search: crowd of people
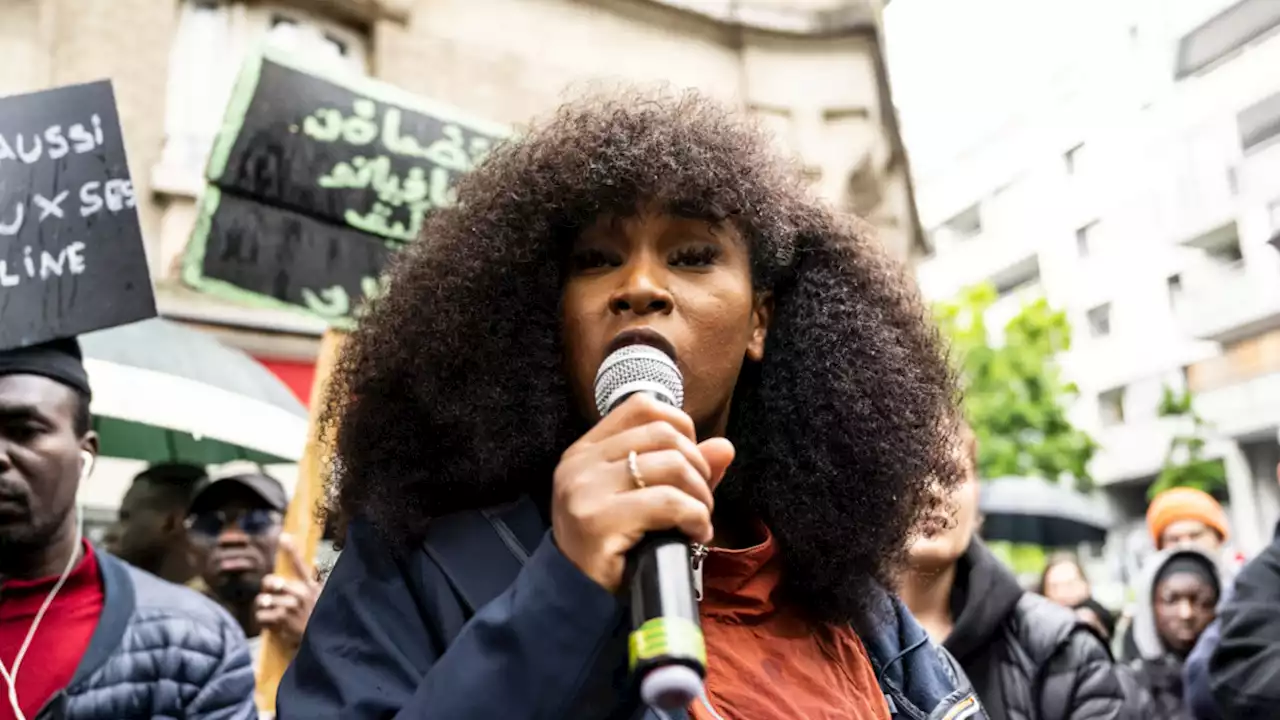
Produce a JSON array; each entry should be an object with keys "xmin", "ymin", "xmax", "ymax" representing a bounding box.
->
[
  {"xmin": 3, "ymin": 88, "xmax": 1280, "ymax": 719},
  {"xmin": 0, "ymin": 339, "xmax": 320, "ymax": 719}
]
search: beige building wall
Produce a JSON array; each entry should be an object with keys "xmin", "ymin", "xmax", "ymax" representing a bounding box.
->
[
  {"xmin": 0, "ymin": 0, "xmax": 922, "ymax": 352},
  {"xmin": 1, "ymin": 0, "xmax": 178, "ymax": 273}
]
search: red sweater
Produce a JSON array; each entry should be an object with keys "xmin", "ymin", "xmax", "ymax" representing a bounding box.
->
[{"xmin": 0, "ymin": 542, "xmax": 104, "ymax": 720}]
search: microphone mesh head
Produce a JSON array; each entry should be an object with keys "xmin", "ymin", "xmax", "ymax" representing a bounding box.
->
[{"xmin": 594, "ymin": 344, "xmax": 684, "ymax": 417}]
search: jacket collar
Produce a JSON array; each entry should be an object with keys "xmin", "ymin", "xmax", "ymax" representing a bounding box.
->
[
  {"xmin": 860, "ymin": 586, "xmax": 982, "ymax": 719},
  {"xmin": 31, "ymin": 547, "xmax": 136, "ymax": 720},
  {"xmin": 463, "ymin": 497, "xmax": 982, "ymax": 720},
  {"xmin": 70, "ymin": 547, "xmax": 134, "ymax": 684}
]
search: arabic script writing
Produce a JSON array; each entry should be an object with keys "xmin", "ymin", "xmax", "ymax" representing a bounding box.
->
[
  {"xmin": 296, "ymin": 98, "xmax": 496, "ymax": 242},
  {"xmin": 300, "ymin": 275, "xmax": 389, "ymax": 319}
]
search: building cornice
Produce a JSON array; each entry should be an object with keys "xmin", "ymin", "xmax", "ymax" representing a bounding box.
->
[
  {"xmin": 639, "ymin": 0, "xmax": 878, "ymax": 37},
  {"xmin": 270, "ymin": 0, "xmax": 411, "ymax": 26}
]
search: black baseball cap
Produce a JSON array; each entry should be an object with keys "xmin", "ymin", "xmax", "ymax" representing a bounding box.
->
[{"xmin": 188, "ymin": 471, "xmax": 288, "ymax": 515}]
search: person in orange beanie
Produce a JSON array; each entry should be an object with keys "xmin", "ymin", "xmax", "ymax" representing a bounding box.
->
[
  {"xmin": 1146, "ymin": 487, "xmax": 1231, "ymax": 554},
  {"xmin": 1117, "ymin": 487, "xmax": 1241, "ymax": 663}
]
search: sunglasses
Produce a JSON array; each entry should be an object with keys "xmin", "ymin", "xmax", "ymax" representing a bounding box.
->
[{"xmin": 185, "ymin": 509, "xmax": 282, "ymax": 540}]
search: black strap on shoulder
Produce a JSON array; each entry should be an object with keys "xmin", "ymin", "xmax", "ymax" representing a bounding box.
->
[{"xmin": 422, "ymin": 496, "xmax": 543, "ymax": 614}]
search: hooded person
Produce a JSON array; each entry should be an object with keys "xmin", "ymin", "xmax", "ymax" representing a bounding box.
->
[
  {"xmin": 902, "ymin": 424, "xmax": 1150, "ymax": 720},
  {"xmin": 1127, "ymin": 547, "xmax": 1222, "ymax": 719}
]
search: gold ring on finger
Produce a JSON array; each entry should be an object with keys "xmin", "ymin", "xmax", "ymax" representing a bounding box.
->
[{"xmin": 628, "ymin": 450, "xmax": 645, "ymax": 489}]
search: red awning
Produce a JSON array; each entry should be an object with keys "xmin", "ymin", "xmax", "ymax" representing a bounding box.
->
[{"xmin": 258, "ymin": 358, "xmax": 316, "ymax": 408}]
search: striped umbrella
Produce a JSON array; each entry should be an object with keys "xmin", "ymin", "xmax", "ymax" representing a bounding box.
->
[{"xmin": 79, "ymin": 318, "xmax": 308, "ymax": 464}]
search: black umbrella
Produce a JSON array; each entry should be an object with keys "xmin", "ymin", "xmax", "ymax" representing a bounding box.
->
[{"xmin": 979, "ymin": 475, "xmax": 1114, "ymax": 548}]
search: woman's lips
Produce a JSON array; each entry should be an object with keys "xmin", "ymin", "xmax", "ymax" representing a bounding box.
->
[{"xmin": 606, "ymin": 327, "xmax": 678, "ymax": 363}]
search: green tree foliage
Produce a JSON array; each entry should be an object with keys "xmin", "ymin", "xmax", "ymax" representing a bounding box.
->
[
  {"xmin": 1148, "ymin": 385, "xmax": 1227, "ymax": 499},
  {"xmin": 935, "ymin": 282, "xmax": 1098, "ymax": 489}
]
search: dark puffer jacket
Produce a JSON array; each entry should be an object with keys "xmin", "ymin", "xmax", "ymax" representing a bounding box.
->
[
  {"xmin": 34, "ymin": 548, "xmax": 257, "ymax": 720},
  {"xmin": 945, "ymin": 541, "xmax": 1151, "ymax": 720}
]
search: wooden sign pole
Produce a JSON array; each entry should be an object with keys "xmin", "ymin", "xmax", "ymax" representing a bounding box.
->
[{"xmin": 255, "ymin": 329, "xmax": 346, "ymax": 715}]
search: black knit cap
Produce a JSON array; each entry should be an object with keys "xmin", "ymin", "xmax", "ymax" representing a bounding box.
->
[
  {"xmin": 0, "ymin": 337, "xmax": 92, "ymax": 398},
  {"xmin": 1156, "ymin": 554, "xmax": 1219, "ymax": 595}
]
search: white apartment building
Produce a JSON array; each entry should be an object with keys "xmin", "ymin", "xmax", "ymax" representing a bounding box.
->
[{"xmin": 885, "ymin": 0, "xmax": 1280, "ymax": 564}]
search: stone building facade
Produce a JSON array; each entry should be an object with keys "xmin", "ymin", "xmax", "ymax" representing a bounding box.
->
[{"xmin": 1, "ymin": 0, "xmax": 921, "ymax": 398}]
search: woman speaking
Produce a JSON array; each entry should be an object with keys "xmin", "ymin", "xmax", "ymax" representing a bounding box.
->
[{"xmin": 277, "ymin": 90, "xmax": 979, "ymax": 720}]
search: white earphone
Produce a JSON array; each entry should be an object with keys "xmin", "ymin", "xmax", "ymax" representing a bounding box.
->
[
  {"xmin": 0, "ymin": 450, "xmax": 93, "ymax": 720},
  {"xmin": 79, "ymin": 450, "xmax": 95, "ymax": 484}
]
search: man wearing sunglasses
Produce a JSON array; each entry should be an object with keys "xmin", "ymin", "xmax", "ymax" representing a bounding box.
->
[{"xmin": 187, "ymin": 471, "xmax": 320, "ymax": 667}]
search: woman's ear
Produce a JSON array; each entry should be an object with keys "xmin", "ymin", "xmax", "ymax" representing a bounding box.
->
[{"xmin": 747, "ymin": 291, "xmax": 773, "ymax": 362}]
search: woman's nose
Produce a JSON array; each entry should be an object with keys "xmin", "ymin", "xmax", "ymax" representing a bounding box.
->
[{"xmin": 609, "ymin": 260, "xmax": 673, "ymax": 316}]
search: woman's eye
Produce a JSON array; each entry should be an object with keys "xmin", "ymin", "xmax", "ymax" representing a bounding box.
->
[
  {"xmin": 569, "ymin": 248, "xmax": 619, "ymax": 271},
  {"xmin": 669, "ymin": 245, "xmax": 721, "ymax": 267}
]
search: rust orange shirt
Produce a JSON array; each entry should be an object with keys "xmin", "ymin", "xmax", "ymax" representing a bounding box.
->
[{"xmin": 689, "ymin": 526, "xmax": 891, "ymax": 720}]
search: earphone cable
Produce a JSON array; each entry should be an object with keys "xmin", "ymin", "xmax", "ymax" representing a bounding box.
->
[{"xmin": 0, "ymin": 454, "xmax": 92, "ymax": 720}]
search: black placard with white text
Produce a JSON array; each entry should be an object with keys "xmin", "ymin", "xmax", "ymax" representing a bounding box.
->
[{"xmin": 0, "ymin": 81, "xmax": 156, "ymax": 350}]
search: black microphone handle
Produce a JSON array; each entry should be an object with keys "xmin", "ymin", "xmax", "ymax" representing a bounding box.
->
[{"xmin": 627, "ymin": 529, "xmax": 707, "ymax": 710}]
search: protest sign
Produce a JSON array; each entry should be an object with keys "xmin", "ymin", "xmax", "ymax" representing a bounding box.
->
[
  {"xmin": 183, "ymin": 48, "xmax": 508, "ymax": 326},
  {"xmin": 0, "ymin": 81, "xmax": 156, "ymax": 350}
]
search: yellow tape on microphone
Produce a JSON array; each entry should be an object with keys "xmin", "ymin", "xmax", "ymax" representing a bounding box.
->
[{"xmin": 628, "ymin": 616, "xmax": 707, "ymax": 672}]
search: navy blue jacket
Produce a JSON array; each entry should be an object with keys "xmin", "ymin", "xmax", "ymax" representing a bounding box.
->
[
  {"xmin": 37, "ymin": 548, "xmax": 256, "ymax": 720},
  {"xmin": 278, "ymin": 497, "xmax": 984, "ymax": 720},
  {"xmin": 1208, "ymin": 522, "xmax": 1280, "ymax": 718}
]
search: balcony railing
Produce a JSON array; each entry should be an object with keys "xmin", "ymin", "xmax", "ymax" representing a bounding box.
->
[{"xmin": 1174, "ymin": 259, "xmax": 1280, "ymax": 342}]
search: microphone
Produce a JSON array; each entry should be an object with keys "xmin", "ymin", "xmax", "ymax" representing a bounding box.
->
[{"xmin": 594, "ymin": 343, "xmax": 706, "ymax": 712}]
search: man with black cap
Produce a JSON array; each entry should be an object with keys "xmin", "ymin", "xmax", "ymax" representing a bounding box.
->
[
  {"xmin": 104, "ymin": 462, "xmax": 208, "ymax": 584},
  {"xmin": 0, "ymin": 339, "xmax": 255, "ymax": 720},
  {"xmin": 187, "ymin": 469, "xmax": 319, "ymax": 667}
]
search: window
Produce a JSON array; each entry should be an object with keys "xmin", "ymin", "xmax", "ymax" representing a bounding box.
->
[
  {"xmin": 750, "ymin": 105, "xmax": 797, "ymax": 159},
  {"xmin": 1087, "ymin": 304, "xmax": 1111, "ymax": 338},
  {"xmin": 1064, "ymin": 143, "xmax": 1085, "ymax": 174},
  {"xmin": 265, "ymin": 12, "xmax": 357, "ymax": 68},
  {"xmin": 1238, "ymin": 90, "xmax": 1280, "ymax": 154},
  {"xmin": 1167, "ymin": 274, "xmax": 1183, "ymax": 306},
  {"xmin": 992, "ymin": 256, "xmax": 1041, "ymax": 299},
  {"xmin": 1076, "ymin": 221, "xmax": 1097, "ymax": 257},
  {"xmin": 156, "ymin": 1, "xmax": 369, "ymax": 193},
  {"xmin": 1207, "ymin": 239, "xmax": 1243, "ymax": 265},
  {"xmin": 1099, "ymin": 387, "xmax": 1126, "ymax": 427},
  {"xmin": 1175, "ymin": 0, "xmax": 1280, "ymax": 78},
  {"xmin": 930, "ymin": 203, "xmax": 983, "ymax": 250}
]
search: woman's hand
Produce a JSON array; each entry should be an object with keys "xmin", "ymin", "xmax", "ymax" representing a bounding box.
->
[{"xmin": 551, "ymin": 393, "xmax": 734, "ymax": 593}]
